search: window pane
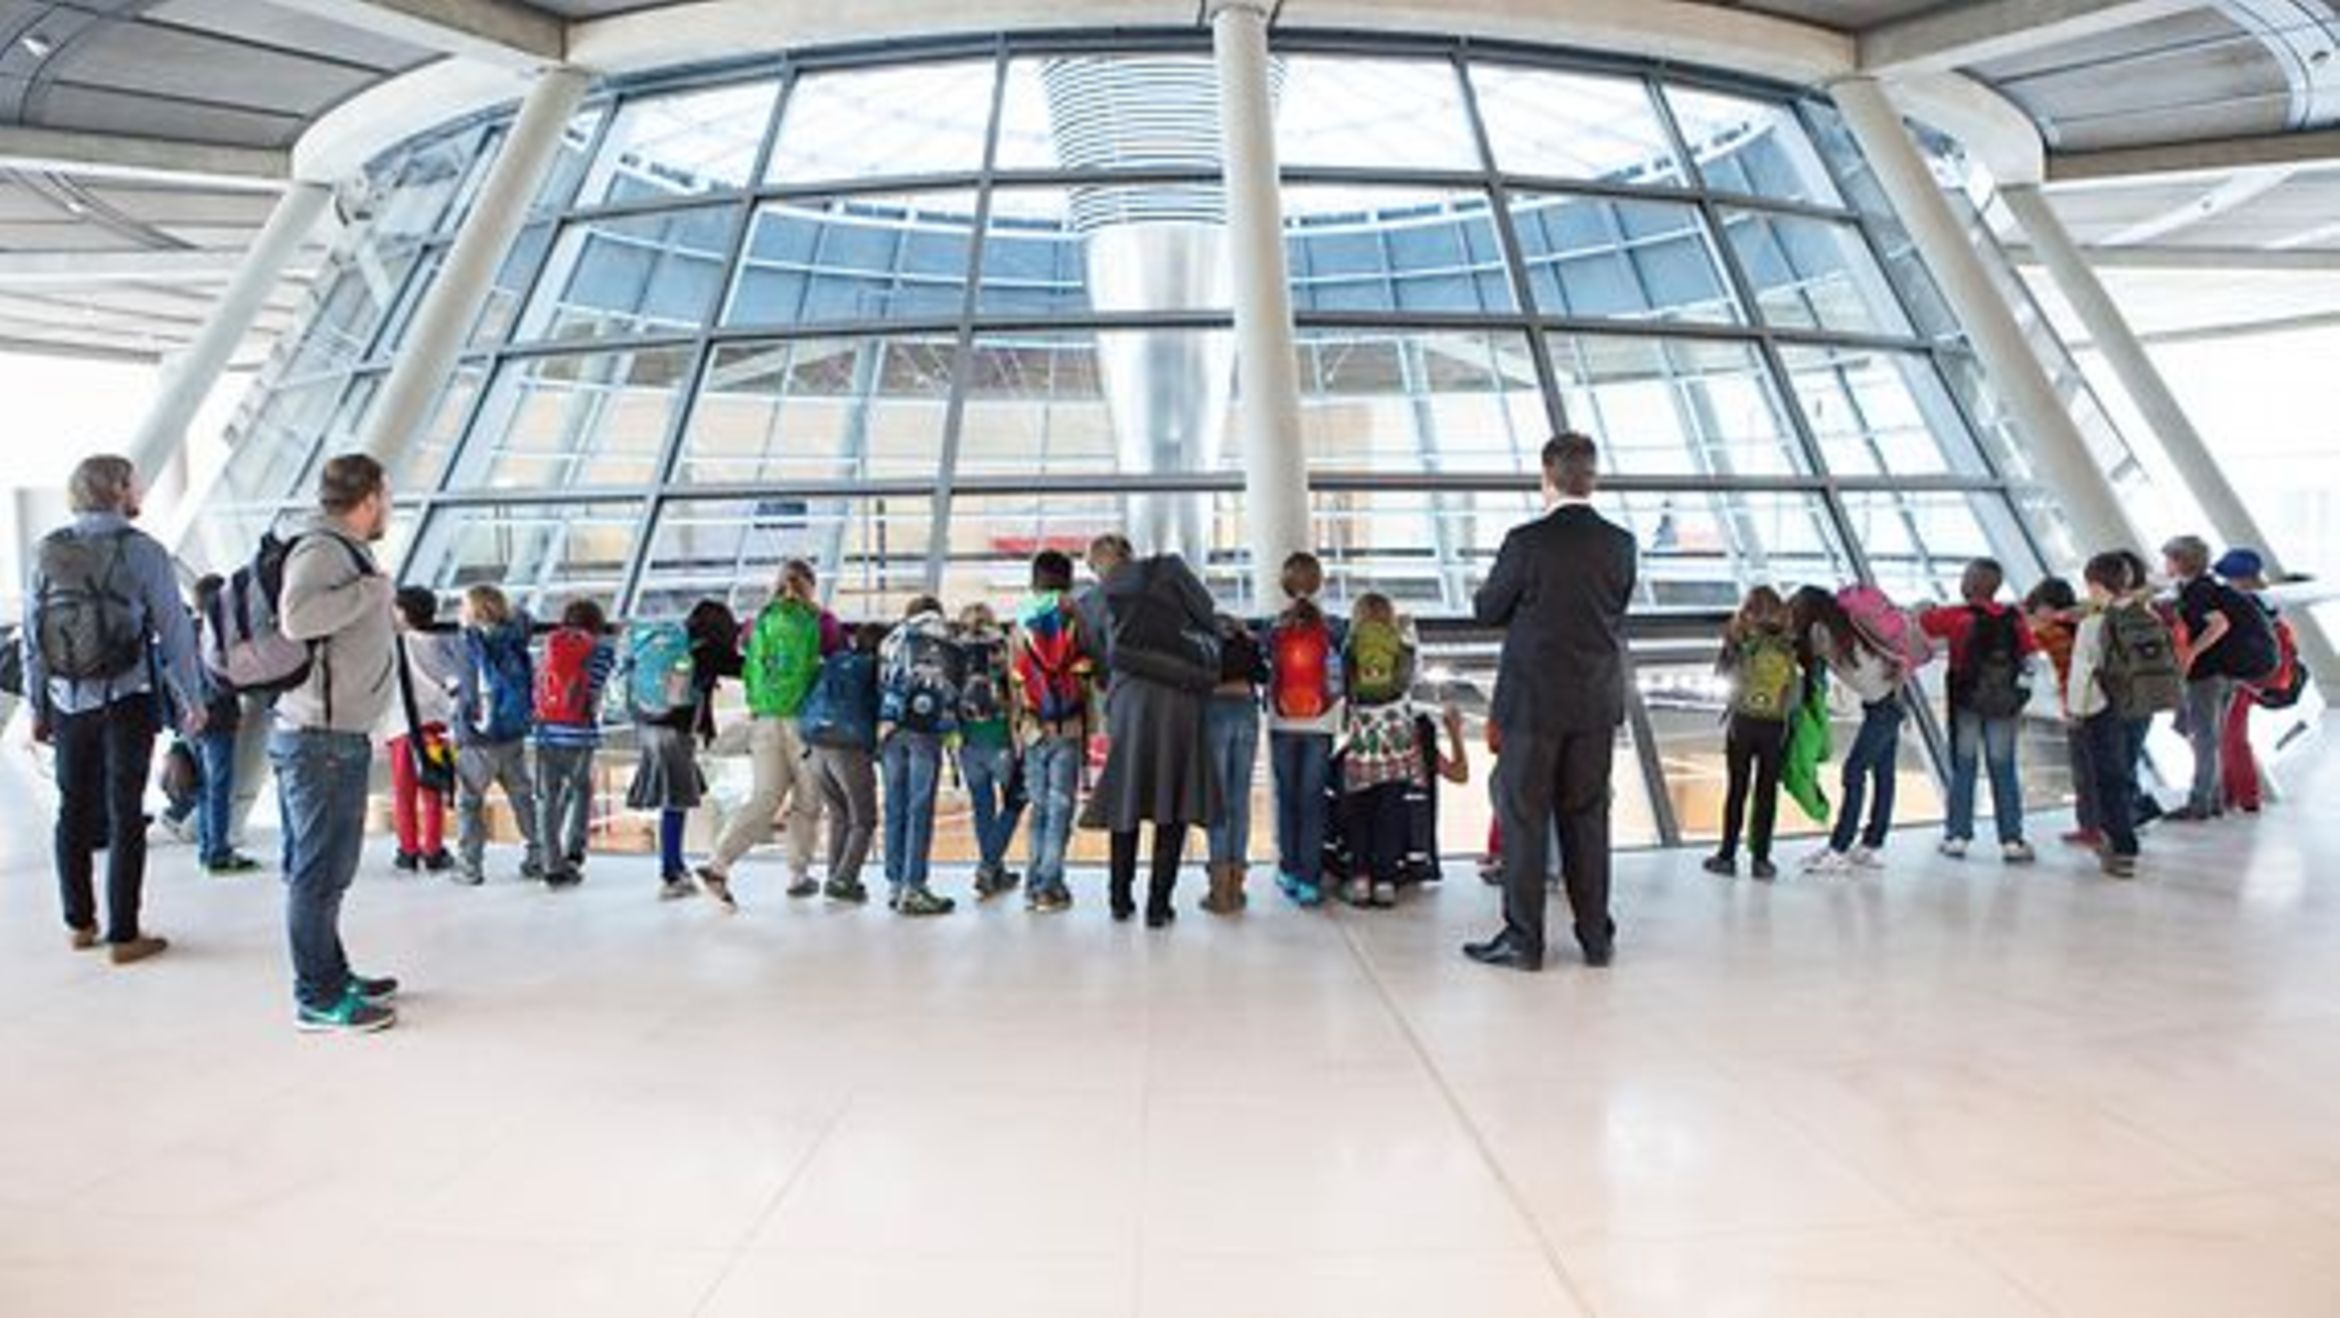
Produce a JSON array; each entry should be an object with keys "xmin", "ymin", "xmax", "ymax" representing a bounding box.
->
[
  {"xmin": 936, "ymin": 490, "xmax": 1123, "ymax": 609},
  {"xmin": 1718, "ymin": 210, "xmax": 1910, "ymax": 336},
  {"xmin": 634, "ymin": 495, "xmax": 932, "ymax": 622},
  {"xmin": 517, "ymin": 206, "xmax": 734, "ymax": 342},
  {"xmin": 448, "ymin": 347, "xmax": 693, "ymax": 491},
  {"xmin": 767, "ymin": 61, "xmax": 997, "ymax": 184},
  {"xmin": 1603, "ymin": 490, "xmax": 1854, "ymax": 612},
  {"xmin": 285, "ymin": 245, "xmax": 427, "ymax": 378},
  {"xmin": 1294, "ymin": 328, "xmax": 1547, "ymax": 474},
  {"xmin": 1311, "ymin": 487, "xmax": 1540, "ymax": 614},
  {"xmin": 1285, "ymin": 186, "xmax": 1513, "ymax": 314},
  {"xmin": 1779, "ymin": 344, "xmax": 1983, "ymax": 477},
  {"xmin": 579, "ymin": 81, "xmax": 779, "ymax": 206},
  {"xmin": 1664, "ymin": 86, "xmax": 1843, "ymax": 207},
  {"xmin": 373, "ymin": 121, "xmax": 500, "ymax": 245},
  {"xmin": 530, "ymin": 104, "xmax": 609, "ymax": 215},
  {"xmin": 467, "ymin": 223, "xmax": 554, "ymax": 347},
  {"xmin": 957, "ymin": 331, "xmax": 1121, "ymax": 478},
  {"xmin": 1509, "ymin": 193, "xmax": 1739, "ymax": 324},
  {"xmin": 217, "ymin": 375, "xmax": 346, "ymax": 506},
  {"xmin": 406, "ymin": 500, "xmax": 644, "ymax": 617},
  {"xmin": 389, "ymin": 366, "xmax": 486, "ymax": 494},
  {"xmin": 1549, "ymin": 334, "xmax": 1808, "ymax": 477},
  {"xmin": 1836, "ymin": 490, "xmax": 2030, "ymax": 603},
  {"xmin": 1276, "ymin": 57, "xmax": 1478, "ymax": 170},
  {"xmin": 676, "ymin": 335, "xmax": 956, "ymax": 485},
  {"xmin": 725, "ymin": 192, "xmax": 977, "ymax": 328},
  {"xmin": 975, "ymin": 187, "xmax": 1099, "ymax": 318},
  {"xmin": 1468, "ymin": 64, "xmax": 1684, "ymax": 186}
]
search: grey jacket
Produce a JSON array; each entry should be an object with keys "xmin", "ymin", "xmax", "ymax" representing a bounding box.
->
[{"xmin": 274, "ymin": 518, "xmax": 397, "ymax": 735}]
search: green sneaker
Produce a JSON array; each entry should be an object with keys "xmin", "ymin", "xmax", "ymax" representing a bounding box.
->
[
  {"xmin": 297, "ymin": 988, "xmax": 396, "ymax": 1034},
  {"xmin": 896, "ymin": 887, "xmax": 955, "ymax": 917}
]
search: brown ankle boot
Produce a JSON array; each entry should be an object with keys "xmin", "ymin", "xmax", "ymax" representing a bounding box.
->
[
  {"xmin": 1198, "ymin": 863, "xmax": 1237, "ymax": 915},
  {"xmin": 1226, "ymin": 863, "xmax": 1248, "ymax": 911}
]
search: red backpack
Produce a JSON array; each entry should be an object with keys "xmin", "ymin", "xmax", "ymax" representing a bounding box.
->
[
  {"xmin": 1014, "ymin": 601, "xmax": 1087, "ymax": 726},
  {"xmin": 535, "ymin": 627, "xmax": 597, "ymax": 727},
  {"xmin": 1270, "ymin": 614, "xmax": 1335, "ymax": 719}
]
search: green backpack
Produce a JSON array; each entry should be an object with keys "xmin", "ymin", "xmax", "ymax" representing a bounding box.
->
[
  {"xmin": 1731, "ymin": 633, "xmax": 1799, "ymax": 722},
  {"xmin": 1348, "ymin": 618, "xmax": 1411, "ymax": 706},
  {"xmin": 744, "ymin": 597, "xmax": 823, "ymax": 718}
]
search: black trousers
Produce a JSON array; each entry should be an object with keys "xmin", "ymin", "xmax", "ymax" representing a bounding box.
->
[
  {"xmin": 1496, "ymin": 725, "xmax": 1614, "ymax": 958},
  {"xmin": 1109, "ymin": 824, "xmax": 1186, "ymax": 918},
  {"xmin": 1342, "ymin": 782, "xmax": 1412, "ymax": 882},
  {"xmin": 1717, "ymin": 715, "xmax": 1788, "ymax": 863},
  {"xmin": 53, "ymin": 696, "xmax": 160, "ymax": 943}
]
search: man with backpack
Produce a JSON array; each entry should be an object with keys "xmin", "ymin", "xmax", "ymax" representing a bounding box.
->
[
  {"xmin": 698, "ymin": 559, "xmax": 839, "ymax": 909},
  {"xmin": 1013, "ymin": 550, "xmax": 1090, "ymax": 913},
  {"xmin": 1920, "ymin": 558, "xmax": 2040, "ymax": 864},
  {"xmin": 271, "ymin": 454, "xmax": 402, "ymax": 1032},
  {"xmin": 23, "ymin": 455, "xmax": 206, "ymax": 965},
  {"xmin": 2163, "ymin": 535, "xmax": 2280, "ymax": 822}
]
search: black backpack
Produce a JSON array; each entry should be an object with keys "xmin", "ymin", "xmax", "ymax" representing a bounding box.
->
[
  {"xmin": 2213, "ymin": 584, "xmax": 2279, "ymax": 682},
  {"xmin": 34, "ymin": 527, "xmax": 146, "ymax": 684},
  {"xmin": 1107, "ymin": 557, "xmax": 1220, "ymax": 694},
  {"xmin": 1952, "ymin": 606, "xmax": 2030, "ymax": 719}
]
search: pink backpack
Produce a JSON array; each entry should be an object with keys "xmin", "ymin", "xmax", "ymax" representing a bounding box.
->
[{"xmin": 1837, "ymin": 584, "xmax": 1935, "ymax": 678}]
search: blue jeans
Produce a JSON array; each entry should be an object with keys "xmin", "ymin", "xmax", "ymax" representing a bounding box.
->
[
  {"xmin": 1946, "ymin": 709, "xmax": 2025, "ymax": 845},
  {"xmin": 194, "ymin": 728, "xmax": 239, "ymax": 866},
  {"xmin": 882, "ymin": 731, "xmax": 942, "ymax": 895},
  {"xmin": 1270, "ymin": 731, "xmax": 1332, "ymax": 884},
  {"xmin": 2181, "ymin": 676, "xmax": 2232, "ymax": 813},
  {"xmin": 1829, "ymin": 698, "xmax": 1903, "ymax": 853},
  {"xmin": 1206, "ymin": 698, "xmax": 1260, "ymax": 866},
  {"xmin": 958, "ymin": 741, "xmax": 1022, "ymax": 875},
  {"xmin": 1023, "ymin": 735, "xmax": 1081, "ymax": 895},
  {"xmin": 269, "ymin": 728, "xmax": 373, "ymax": 1011},
  {"xmin": 2083, "ymin": 711, "xmax": 2139, "ymax": 858}
]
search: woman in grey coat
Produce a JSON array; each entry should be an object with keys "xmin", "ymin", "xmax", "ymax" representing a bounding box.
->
[{"xmin": 1087, "ymin": 534, "xmax": 1222, "ymax": 928}]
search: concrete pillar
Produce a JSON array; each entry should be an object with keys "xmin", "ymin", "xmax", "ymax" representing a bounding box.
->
[
  {"xmin": 359, "ymin": 66, "xmax": 590, "ymax": 468},
  {"xmin": 127, "ymin": 181, "xmax": 331, "ymax": 508},
  {"xmin": 1831, "ymin": 77, "xmax": 2141, "ymax": 563},
  {"xmin": 1210, "ymin": 0, "xmax": 1311, "ymax": 607},
  {"xmin": 2001, "ymin": 182, "xmax": 2340, "ymax": 697}
]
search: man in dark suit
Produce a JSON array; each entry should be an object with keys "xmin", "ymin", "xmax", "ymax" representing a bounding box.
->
[{"xmin": 1465, "ymin": 433, "xmax": 1638, "ymax": 972}]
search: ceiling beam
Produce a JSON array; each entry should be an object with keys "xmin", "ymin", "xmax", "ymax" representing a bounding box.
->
[
  {"xmin": 2095, "ymin": 168, "xmax": 2295, "ymax": 245},
  {"xmin": 2005, "ymin": 243, "xmax": 2340, "ymax": 272},
  {"xmin": 255, "ymin": 0, "xmax": 564, "ymax": 69},
  {"xmin": 2048, "ymin": 126, "xmax": 2340, "ymax": 183},
  {"xmin": 0, "ymin": 250, "xmax": 275, "ymax": 288},
  {"xmin": 0, "ymin": 126, "xmax": 287, "ymax": 189},
  {"xmin": 1859, "ymin": 0, "xmax": 2199, "ymax": 76}
]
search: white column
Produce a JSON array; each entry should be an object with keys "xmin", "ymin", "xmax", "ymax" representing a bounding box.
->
[
  {"xmin": 2002, "ymin": 181, "xmax": 2340, "ymax": 695},
  {"xmin": 1831, "ymin": 77, "xmax": 2140, "ymax": 563},
  {"xmin": 359, "ymin": 66, "xmax": 589, "ymax": 467},
  {"xmin": 1211, "ymin": 0, "xmax": 1310, "ymax": 607},
  {"xmin": 126, "ymin": 181, "xmax": 331, "ymax": 495}
]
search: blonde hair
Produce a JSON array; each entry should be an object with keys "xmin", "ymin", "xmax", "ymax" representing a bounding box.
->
[
  {"xmin": 462, "ymin": 583, "xmax": 512, "ymax": 628},
  {"xmin": 959, "ymin": 601, "xmax": 998, "ymax": 632},
  {"xmin": 1725, "ymin": 585, "xmax": 1789, "ymax": 644},
  {"xmin": 67, "ymin": 455, "xmax": 136, "ymax": 514}
]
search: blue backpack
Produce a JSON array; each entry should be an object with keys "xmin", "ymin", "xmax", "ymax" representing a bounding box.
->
[
  {"xmin": 625, "ymin": 621, "xmax": 696, "ymax": 722},
  {"xmin": 799, "ymin": 650, "xmax": 879, "ymax": 751},
  {"xmin": 469, "ymin": 621, "xmax": 535, "ymax": 742}
]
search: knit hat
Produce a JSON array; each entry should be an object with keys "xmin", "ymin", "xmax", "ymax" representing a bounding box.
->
[{"xmin": 2214, "ymin": 548, "xmax": 2264, "ymax": 580}]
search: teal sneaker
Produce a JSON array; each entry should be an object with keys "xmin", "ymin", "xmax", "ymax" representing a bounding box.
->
[{"xmin": 297, "ymin": 989, "xmax": 396, "ymax": 1034}]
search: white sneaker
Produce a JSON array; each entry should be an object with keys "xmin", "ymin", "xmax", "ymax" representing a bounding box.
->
[
  {"xmin": 1848, "ymin": 846, "xmax": 1885, "ymax": 870},
  {"xmin": 157, "ymin": 814, "xmax": 197, "ymax": 845},
  {"xmin": 1938, "ymin": 838, "xmax": 1969, "ymax": 860},
  {"xmin": 1804, "ymin": 848, "xmax": 1853, "ymax": 874},
  {"xmin": 2001, "ymin": 839, "xmax": 2037, "ymax": 864}
]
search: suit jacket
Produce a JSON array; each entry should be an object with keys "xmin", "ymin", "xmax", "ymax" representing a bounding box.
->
[{"xmin": 1474, "ymin": 502, "xmax": 1638, "ymax": 733}]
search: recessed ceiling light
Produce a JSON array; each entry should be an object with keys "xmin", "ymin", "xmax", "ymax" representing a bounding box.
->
[{"xmin": 20, "ymin": 33, "xmax": 55, "ymax": 58}]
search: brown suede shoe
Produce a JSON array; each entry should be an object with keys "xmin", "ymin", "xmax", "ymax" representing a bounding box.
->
[
  {"xmin": 108, "ymin": 936, "xmax": 169, "ymax": 966},
  {"xmin": 69, "ymin": 926, "xmax": 100, "ymax": 951}
]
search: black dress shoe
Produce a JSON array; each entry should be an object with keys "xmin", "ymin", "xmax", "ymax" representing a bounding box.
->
[
  {"xmin": 1581, "ymin": 944, "xmax": 1614, "ymax": 969},
  {"xmin": 1463, "ymin": 933, "xmax": 1542, "ymax": 972},
  {"xmin": 1144, "ymin": 907, "xmax": 1175, "ymax": 929}
]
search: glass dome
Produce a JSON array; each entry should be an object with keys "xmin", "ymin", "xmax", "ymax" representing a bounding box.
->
[{"xmin": 189, "ymin": 31, "xmax": 2090, "ymax": 848}]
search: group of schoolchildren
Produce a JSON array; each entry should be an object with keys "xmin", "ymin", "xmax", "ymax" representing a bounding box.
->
[
  {"xmin": 359, "ymin": 543, "xmax": 1471, "ymax": 918},
  {"xmin": 1700, "ymin": 538, "xmax": 2304, "ymax": 883}
]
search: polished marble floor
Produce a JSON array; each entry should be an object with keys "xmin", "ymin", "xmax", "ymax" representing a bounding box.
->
[{"xmin": 2, "ymin": 737, "xmax": 2337, "ymax": 1318}]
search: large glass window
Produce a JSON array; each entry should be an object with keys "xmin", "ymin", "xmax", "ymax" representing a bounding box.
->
[{"xmin": 201, "ymin": 34, "xmax": 2094, "ymax": 856}]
